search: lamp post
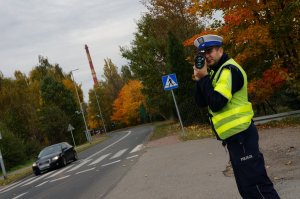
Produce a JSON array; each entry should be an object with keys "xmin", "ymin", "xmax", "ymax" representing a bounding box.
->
[
  {"xmin": 93, "ymin": 88, "xmax": 107, "ymax": 134},
  {"xmin": 70, "ymin": 69, "xmax": 92, "ymax": 143}
]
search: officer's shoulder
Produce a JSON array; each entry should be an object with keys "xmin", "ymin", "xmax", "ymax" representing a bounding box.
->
[
  {"xmin": 223, "ymin": 64, "xmax": 239, "ymax": 72},
  {"xmin": 222, "ymin": 64, "xmax": 243, "ymax": 81}
]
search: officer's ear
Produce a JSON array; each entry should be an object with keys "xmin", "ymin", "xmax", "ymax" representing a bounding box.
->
[
  {"xmin": 215, "ymin": 46, "xmax": 223, "ymax": 56},
  {"xmin": 218, "ymin": 47, "xmax": 223, "ymax": 54}
]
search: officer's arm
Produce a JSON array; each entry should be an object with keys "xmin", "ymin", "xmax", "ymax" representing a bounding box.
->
[
  {"xmin": 198, "ymin": 74, "xmax": 229, "ymax": 112},
  {"xmin": 195, "ymin": 81, "xmax": 208, "ymax": 107}
]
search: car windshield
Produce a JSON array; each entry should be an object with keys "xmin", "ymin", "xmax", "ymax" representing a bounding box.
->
[{"xmin": 38, "ymin": 144, "xmax": 62, "ymax": 158}]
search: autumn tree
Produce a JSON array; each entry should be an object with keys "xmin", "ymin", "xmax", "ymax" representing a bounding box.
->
[
  {"xmin": 87, "ymin": 84, "xmax": 107, "ymax": 130},
  {"xmin": 185, "ymin": 0, "xmax": 299, "ymax": 112},
  {"xmin": 111, "ymin": 80, "xmax": 145, "ymax": 125}
]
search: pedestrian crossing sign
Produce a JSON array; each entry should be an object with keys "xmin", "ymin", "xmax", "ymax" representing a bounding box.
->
[{"xmin": 162, "ymin": 73, "xmax": 178, "ymax": 90}]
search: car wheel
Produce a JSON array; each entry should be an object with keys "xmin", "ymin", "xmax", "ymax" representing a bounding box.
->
[
  {"xmin": 61, "ymin": 157, "xmax": 67, "ymax": 167},
  {"xmin": 34, "ymin": 169, "xmax": 40, "ymax": 176},
  {"xmin": 73, "ymin": 152, "xmax": 78, "ymax": 161}
]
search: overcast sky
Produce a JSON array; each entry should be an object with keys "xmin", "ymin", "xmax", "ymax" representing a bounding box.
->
[{"xmin": 0, "ymin": 0, "xmax": 147, "ymax": 101}]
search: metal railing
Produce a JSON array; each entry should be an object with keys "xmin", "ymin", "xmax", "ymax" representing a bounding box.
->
[{"xmin": 253, "ymin": 110, "xmax": 300, "ymax": 125}]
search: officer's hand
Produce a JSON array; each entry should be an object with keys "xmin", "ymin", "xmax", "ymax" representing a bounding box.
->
[{"xmin": 193, "ymin": 62, "xmax": 208, "ymax": 81}]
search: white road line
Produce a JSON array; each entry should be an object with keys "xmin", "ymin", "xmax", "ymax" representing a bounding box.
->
[
  {"xmin": 21, "ymin": 171, "xmax": 53, "ymax": 187},
  {"xmin": 0, "ymin": 179, "xmax": 26, "ymax": 192},
  {"xmin": 12, "ymin": 192, "xmax": 28, "ymax": 199},
  {"xmin": 88, "ymin": 154, "xmax": 111, "ymax": 166},
  {"xmin": 110, "ymin": 149, "xmax": 128, "ymax": 159},
  {"xmin": 130, "ymin": 144, "xmax": 143, "ymax": 153},
  {"xmin": 75, "ymin": 167, "xmax": 95, "ymax": 175},
  {"xmin": 0, "ymin": 176, "xmax": 36, "ymax": 193},
  {"xmin": 49, "ymin": 175, "xmax": 70, "ymax": 182},
  {"xmin": 101, "ymin": 160, "xmax": 121, "ymax": 167},
  {"xmin": 85, "ymin": 131, "xmax": 131, "ymax": 160},
  {"xmin": 126, "ymin": 155, "xmax": 139, "ymax": 159},
  {"xmin": 35, "ymin": 180, "xmax": 49, "ymax": 187},
  {"xmin": 67, "ymin": 159, "xmax": 92, "ymax": 172},
  {"xmin": 45, "ymin": 164, "xmax": 75, "ymax": 179}
]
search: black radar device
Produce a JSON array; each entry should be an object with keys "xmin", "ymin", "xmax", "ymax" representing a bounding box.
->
[{"xmin": 194, "ymin": 53, "xmax": 205, "ymax": 69}]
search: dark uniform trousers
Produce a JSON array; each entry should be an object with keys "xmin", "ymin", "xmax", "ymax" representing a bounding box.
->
[{"xmin": 225, "ymin": 123, "xmax": 280, "ymax": 199}]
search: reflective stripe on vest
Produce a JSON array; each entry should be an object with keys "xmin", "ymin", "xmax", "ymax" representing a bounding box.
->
[{"xmin": 208, "ymin": 59, "xmax": 254, "ymax": 140}]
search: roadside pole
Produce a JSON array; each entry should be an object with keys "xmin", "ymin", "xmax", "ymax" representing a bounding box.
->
[
  {"xmin": 0, "ymin": 132, "xmax": 7, "ymax": 179},
  {"xmin": 70, "ymin": 69, "xmax": 92, "ymax": 143},
  {"xmin": 171, "ymin": 90, "xmax": 185, "ymax": 135},
  {"xmin": 162, "ymin": 74, "xmax": 186, "ymax": 136},
  {"xmin": 68, "ymin": 124, "xmax": 76, "ymax": 147}
]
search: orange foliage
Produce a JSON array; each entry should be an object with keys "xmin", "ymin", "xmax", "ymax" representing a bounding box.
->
[
  {"xmin": 111, "ymin": 80, "xmax": 145, "ymax": 125},
  {"xmin": 224, "ymin": 8, "xmax": 254, "ymax": 28},
  {"xmin": 248, "ymin": 62, "xmax": 288, "ymax": 104}
]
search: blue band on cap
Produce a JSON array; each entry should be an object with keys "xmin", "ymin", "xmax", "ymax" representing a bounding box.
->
[{"xmin": 198, "ymin": 41, "xmax": 222, "ymax": 50}]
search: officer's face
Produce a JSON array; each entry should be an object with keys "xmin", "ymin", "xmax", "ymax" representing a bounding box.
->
[{"xmin": 204, "ymin": 47, "xmax": 223, "ymax": 67}]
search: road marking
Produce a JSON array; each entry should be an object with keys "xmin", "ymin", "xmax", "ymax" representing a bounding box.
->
[
  {"xmin": 0, "ymin": 178, "xmax": 27, "ymax": 192},
  {"xmin": 67, "ymin": 159, "xmax": 92, "ymax": 172},
  {"xmin": 130, "ymin": 144, "xmax": 143, "ymax": 153},
  {"xmin": 110, "ymin": 149, "xmax": 128, "ymax": 159},
  {"xmin": 85, "ymin": 131, "xmax": 131, "ymax": 160},
  {"xmin": 126, "ymin": 155, "xmax": 139, "ymax": 159},
  {"xmin": 49, "ymin": 175, "xmax": 70, "ymax": 182},
  {"xmin": 21, "ymin": 171, "xmax": 53, "ymax": 187},
  {"xmin": 12, "ymin": 192, "xmax": 28, "ymax": 199},
  {"xmin": 45, "ymin": 164, "xmax": 75, "ymax": 179},
  {"xmin": 101, "ymin": 160, "xmax": 121, "ymax": 167},
  {"xmin": 0, "ymin": 177, "xmax": 36, "ymax": 193},
  {"xmin": 88, "ymin": 153, "xmax": 111, "ymax": 166},
  {"xmin": 35, "ymin": 180, "xmax": 49, "ymax": 187},
  {"xmin": 75, "ymin": 167, "xmax": 95, "ymax": 175}
]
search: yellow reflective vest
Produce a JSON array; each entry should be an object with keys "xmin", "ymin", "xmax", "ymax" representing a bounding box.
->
[{"xmin": 208, "ymin": 58, "xmax": 254, "ymax": 140}]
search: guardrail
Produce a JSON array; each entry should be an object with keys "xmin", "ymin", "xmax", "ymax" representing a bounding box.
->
[{"xmin": 253, "ymin": 110, "xmax": 300, "ymax": 125}]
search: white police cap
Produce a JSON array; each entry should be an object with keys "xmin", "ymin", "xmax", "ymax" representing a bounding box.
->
[{"xmin": 194, "ymin": 34, "xmax": 223, "ymax": 50}]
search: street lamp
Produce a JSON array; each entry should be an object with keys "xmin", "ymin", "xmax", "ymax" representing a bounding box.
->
[
  {"xmin": 93, "ymin": 88, "xmax": 107, "ymax": 134},
  {"xmin": 70, "ymin": 69, "xmax": 92, "ymax": 143}
]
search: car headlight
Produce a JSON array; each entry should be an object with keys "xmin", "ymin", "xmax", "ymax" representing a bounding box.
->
[
  {"xmin": 52, "ymin": 156, "xmax": 59, "ymax": 161},
  {"xmin": 32, "ymin": 162, "xmax": 37, "ymax": 167}
]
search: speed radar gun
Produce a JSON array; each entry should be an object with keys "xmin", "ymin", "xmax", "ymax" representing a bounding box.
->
[{"xmin": 194, "ymin": 52, "xmax": 205, "ymax": 69}]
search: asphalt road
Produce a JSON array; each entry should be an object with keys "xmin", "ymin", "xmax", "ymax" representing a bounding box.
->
[{"xmin": 0, "ymin": 125, "xmax": 153, "ymax": 199}]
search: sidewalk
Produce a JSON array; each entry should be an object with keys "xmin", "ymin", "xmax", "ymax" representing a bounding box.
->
[
  {"xmin": 105, "ymin": 138, "xmax": 239, "ymax": 199},
  {"xmin": 105, "ymin": 127, "xmax": 300, "ymax": 199}
]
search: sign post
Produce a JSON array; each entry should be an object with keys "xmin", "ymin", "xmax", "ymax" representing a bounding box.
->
[
  {"xmin": 0, "ymin": 132, "xmax": 7, "ymax": 179},
  {"xmin": 67, "ymin": 124, "xmax": 76, "ymax": 147},
  {"xmin": 162, "ymin": 74, "xmax": 186, "ymax": 136}
]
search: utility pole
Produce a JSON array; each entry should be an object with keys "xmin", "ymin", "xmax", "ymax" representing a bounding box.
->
[
  {"xmin": 70, "ymin": 69, "xmax": 92, "ymax": 143},
  {"xmin": 0, "ymin": 132, "xmax": 7, "ymax": 179},
  {"xmin": 93, "ymin": 89, "xmax": 107, "ymax": 134}
]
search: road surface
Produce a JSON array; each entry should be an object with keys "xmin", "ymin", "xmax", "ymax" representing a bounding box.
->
[{"xmin": 0, "ymin": 125, "xmax": 153, "ymax": 199}]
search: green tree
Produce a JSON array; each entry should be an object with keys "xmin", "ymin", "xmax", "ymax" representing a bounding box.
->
[
  {"xmin": 121, "ymin": 65, "xmax": 133, "ymax": 83},
  {"xmin": 121, "ymin": 0, "xmax": 203, "ymax": 120}
]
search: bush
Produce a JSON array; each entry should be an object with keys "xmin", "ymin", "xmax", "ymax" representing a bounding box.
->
[{"xmin": 0, "ymin": 128, "xmax": 27, "ymax": 170}]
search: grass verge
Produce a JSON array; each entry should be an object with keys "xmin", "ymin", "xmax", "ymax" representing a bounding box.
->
[
  {"xmin": 152, "ymin": 116, "xmax": 300, "ymax": 142},
  {"xmin": 152, "ymin": 120, "xmax": 214, "ymax": 142},
  {"xmin": 0, "ymin": 135, "xmax": 109, "ymax": 186}
]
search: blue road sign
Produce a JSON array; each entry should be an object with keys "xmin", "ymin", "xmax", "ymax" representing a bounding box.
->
[{"xmin": 162, "ymin": 73, "xmax": 178, "ymax": 91}]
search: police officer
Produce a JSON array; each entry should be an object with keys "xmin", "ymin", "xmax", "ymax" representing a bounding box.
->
[{"xmin": 193, "ymin": 34, "xmax": 280, "ymax": 199}]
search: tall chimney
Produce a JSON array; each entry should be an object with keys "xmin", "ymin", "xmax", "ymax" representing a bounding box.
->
[{"xmin": 85, "ymin": 44, "xmax": 98, "ymax": 86}]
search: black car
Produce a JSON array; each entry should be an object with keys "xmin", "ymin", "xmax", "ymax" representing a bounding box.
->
[{"xmin": 32, "ymin": 142, "xmax": 78, "ymax": 175}]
